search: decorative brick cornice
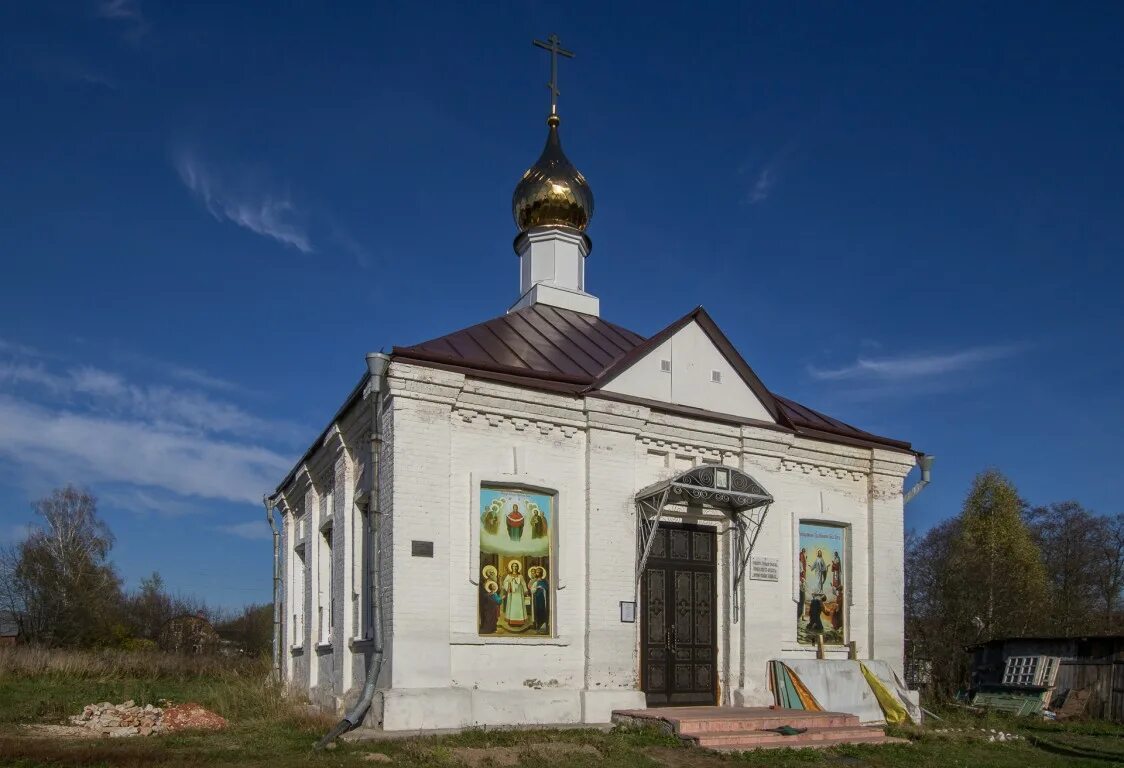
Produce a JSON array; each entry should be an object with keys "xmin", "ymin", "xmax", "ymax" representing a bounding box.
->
[
  {"xmin": 453, "ymin": 407, "xmax": 581, "ymax": 439},
  {"xmin": 780, "ymin": 458, "xmax": 866, "ymax": 482},
  {"xmin": 637, "ymin": 435, "xmax": 737, "ymax": 465}
]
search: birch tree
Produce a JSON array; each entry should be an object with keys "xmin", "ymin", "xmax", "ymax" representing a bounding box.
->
[
  {"xmin": 947, "ymin": 470, "xmax": 1048, "ymax": 641},
  {"xmin": 14, "ymin": 486, "xmax": 122, "ymax": 646}
]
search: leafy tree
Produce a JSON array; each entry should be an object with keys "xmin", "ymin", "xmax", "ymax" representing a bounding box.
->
[
  {"xmin": 947, "ymin": 470, "xmax": 1048, "ymax": 641},
  {"xmin": 215, "ymin": 603, "xmax": 273, "ymax": 656},
  {"xmin": 905, "ymin": 470, "xmax": 1049, "ymax": 697}
]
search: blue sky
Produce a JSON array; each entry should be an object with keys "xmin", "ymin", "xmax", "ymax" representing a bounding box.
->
[{"xmin": 1, "ymin": 2, "xmax": 1121, "ymax": 610}]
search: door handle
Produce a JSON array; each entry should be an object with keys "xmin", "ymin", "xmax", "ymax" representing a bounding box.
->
[{"xmin": 671, "ymin": 625, "xmax": 678, "ymax": 652}]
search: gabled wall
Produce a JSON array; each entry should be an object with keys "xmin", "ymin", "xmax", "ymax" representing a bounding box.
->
[{"xmin": 600, "ymin": 320, "xmax": 775, "ymax": 423}]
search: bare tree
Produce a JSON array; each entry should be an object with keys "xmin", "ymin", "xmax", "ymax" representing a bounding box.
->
[
  {"xmin": 0, "ymin": 543, "xmax": 28, "ymax": 635},
  {"xmin": 1094, "ymin": 514, "xmax": 1124, "ymax": 630},
  {"xmin": 14, "ymin": 486, "xmax": 122, "ymax": 646},
  {"xmin": 1025, "ymin": 501, "xmax": 1106, "ymax": 634},
  {"xmin": 125, "ymin": 572, "xmax": 175, "ymax": 640}
]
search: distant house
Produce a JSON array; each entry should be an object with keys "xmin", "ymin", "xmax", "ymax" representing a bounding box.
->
[
  {"xmin": 0, "ymin": 611, "xmax": 21, "ymax": 646},
  {"xmin": 158, "ymin": 614, "xmax": 220, "ymax": 656},
  {"xmin": 968, "ymin": 636, "xmax": 1124, "ymax": 722}
]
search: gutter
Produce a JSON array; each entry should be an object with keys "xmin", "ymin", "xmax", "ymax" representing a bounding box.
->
[
  {"xmin": 903, "ymin": 454, "xmax": 934, "ymax": 505},
  {"xmin": 315, "ymin": 352, "xmax": 390, "ymax": 749},
  {"xmin": 264, "ymin": 495, "xmax": 282, "ymax": 682}
]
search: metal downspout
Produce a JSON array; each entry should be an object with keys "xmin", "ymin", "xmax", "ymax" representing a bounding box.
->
[
  {"xmin": 903, "ymin": 454, "xmax": 934, "ymax": 505},
  {"xmin": 316, "ymin": 352, "xmax": 390, "ymax": 749},
  {"xmin": 265, "ymin": 495, "xmax": 281, "ymax": 682}
]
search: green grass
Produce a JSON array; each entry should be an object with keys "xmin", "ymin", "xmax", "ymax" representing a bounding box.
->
[{"xmin": 3, "ymin": 655, "xmax": 1123, "ymax": 768}]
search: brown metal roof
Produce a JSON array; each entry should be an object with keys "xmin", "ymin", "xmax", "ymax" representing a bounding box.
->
[
  {"xmin": 393, "ymin": 304, "xmax": 645, "ymax": 385},
  {"xmin": 392, "ymin": 304, "xmax": 913, "ymax": 454}
]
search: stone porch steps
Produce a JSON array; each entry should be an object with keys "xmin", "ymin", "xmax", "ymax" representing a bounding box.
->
[{"xmin": 612, "ymin": 706, "xmax": 909, "ymax": 752}]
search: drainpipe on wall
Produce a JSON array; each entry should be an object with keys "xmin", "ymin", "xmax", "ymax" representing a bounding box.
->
[
  {"xmin": 315, "ymin": 351, "xmax": 390, "ymax": 750},
  {"xmin": 903, "ymin": 454, "xmax": 934, "ymax": 505},
  {"xmin": 264, "ymin": 494, "xmax": 282, "ymax": 682}
]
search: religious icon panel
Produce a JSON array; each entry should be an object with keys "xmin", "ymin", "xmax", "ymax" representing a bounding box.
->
[
  {"xmin": 478, "ymin": 487, "xmax": 552, "ymax": 637},
  {"xmin": 797, "ymin": 522, "xmax": 846, "ymax": 646}
]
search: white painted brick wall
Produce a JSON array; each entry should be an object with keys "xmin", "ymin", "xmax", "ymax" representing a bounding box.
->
[{"xmin": 276, "ymin": 362, "xmax": 911, "ymax": 726}]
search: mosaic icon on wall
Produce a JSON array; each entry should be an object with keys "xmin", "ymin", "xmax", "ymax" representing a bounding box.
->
[
  {"xmin": 797, "ymin": 522, "xmax": 846, "ymax": 646},
  {"xmin": 479, "ymin": 487, "xmax": 552, "ymax": 637}
]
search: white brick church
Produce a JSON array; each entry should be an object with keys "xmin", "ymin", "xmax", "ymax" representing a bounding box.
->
[{"xmin": 266, "ymin": 40, "xmax": 923, "ymax": 732}]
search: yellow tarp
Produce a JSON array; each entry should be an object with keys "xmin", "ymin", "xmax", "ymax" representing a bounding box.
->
[{"xmin": 860, "ymin": 662, "xmax": 911, "ymax": 724}]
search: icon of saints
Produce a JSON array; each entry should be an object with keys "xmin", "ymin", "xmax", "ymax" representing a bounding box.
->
[
  {"xmin": 501, "ymin": 560, "xmax": 529, "ymax": 629},
  {"xmin": 506, "ymin": 504, "xmax": 525, "ymax": 541},
  {"xmin": 479, "ymin": 565, "xmax": 501, "ymax": 634},
  {"xmin": 530, "ymin": 507, "xmax": 547, "ymax": 539},
  {"xmin": 483, "ymin": 503, "xmax": 501, "ymax": 535},
  {"xmin": 529, "ymin": 565, "xmax": 550, "ymax": 633}
]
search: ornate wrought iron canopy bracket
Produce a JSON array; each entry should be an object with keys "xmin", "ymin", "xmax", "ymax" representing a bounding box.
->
[{"xmin": 633, "ymin": 465, "xmax": 773, "ymax": 623}]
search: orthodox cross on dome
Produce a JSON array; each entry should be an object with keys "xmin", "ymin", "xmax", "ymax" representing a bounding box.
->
[{"xmin": 533, "ymin": 34, "xmax": 574, "ymax": 116}]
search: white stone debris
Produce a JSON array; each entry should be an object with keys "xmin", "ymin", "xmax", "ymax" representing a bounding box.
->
[
  {"xmin": 67, "ymin": 701, "xmax": 168, "ymax": 737},
  {"xmin": 930, "ymin": 726, "xmax": 1021, "ymax": 742}
]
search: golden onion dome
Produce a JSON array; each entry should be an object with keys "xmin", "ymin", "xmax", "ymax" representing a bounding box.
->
[{"xmin": 512, "ymin": 115, "xmax": 594, "ymax": 232}]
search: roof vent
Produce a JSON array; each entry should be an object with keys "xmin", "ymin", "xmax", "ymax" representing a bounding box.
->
[
  {"xmin": 660, "ymin": 359, "xmax": 672, "ymax": 373},
  {"xmin": 711, "ymin": 370, "xmax": 722, "ymax": 383}
]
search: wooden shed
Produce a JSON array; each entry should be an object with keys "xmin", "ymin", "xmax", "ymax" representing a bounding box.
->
[
  {"xmin": 0, "ymin": 611, "xmax": 20, "ymax": 647},
  {"xmin": 968, "ymin": 636, "xmax": 1124, "ymax": 722}
]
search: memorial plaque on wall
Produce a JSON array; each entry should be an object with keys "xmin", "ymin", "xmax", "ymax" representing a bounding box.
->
[{"xmin": 749, "ymin": 556, "xmax": 779, "ymax": 581}]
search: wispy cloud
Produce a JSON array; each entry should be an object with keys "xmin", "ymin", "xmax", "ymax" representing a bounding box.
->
[
  {"xmin": 329, "ymin": 224, "xmax": 375, "ymax": 270},
  {"xmin": 0, "ymin": 344, "xmax": 299, "ymax": 505},
  {"xmin": 741, "ymin": 141, "xmax": 797, "ymax": 206},
  {"xmin": 0, "ymin": 396, "xmax": 289, "ymax": 505},
  {"xmin": 215, "ymin": 521, "xmax": 272, "ymax": 541},
  {"xmin": 1, "ymin": 361, "xmax": 291, "ymax": 440},
  {"xmin": 808, "ymin": 344, "xmax": 1025, "ymax": 382},
  {"xmin": 174, "ymin": 150, "xmax": 313, "ymax": 254},
  {"xmin": 100, "ymin": 488, "xmax": 208, "ymax": 517},
  {"xmin": 165, "ymin": 364, "xmax": 240, "ymax": 392},
  {"xmin": 0, "ymin": 361, "xmax": 61, "ymax": 390},
  {"xmin": 0, "ymin": 338, "xmax": 44, "ymax": 357},
  {"xmin": 30, "ymin": 55, "xmax": 120, "ymax": 90},
  {"xmin": 112, "ymin": 349, "xmax": 242, "ymax": 393},
  {"xmin": 96, "ymin": 0, "xmax": 148, "ymax": 40},
  {"xmin": 749, "ymin": 168, "xmax": 774, "ymax": 204},
  {"xmin": 97, "ymin": 0, "xmax": 141, "ymax": 20}
]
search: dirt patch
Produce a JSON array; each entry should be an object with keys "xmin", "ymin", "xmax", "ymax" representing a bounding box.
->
[
  {"xmin": 451, "ymin": 742, "xmax": 602, "ymax": 767},
  {"xmin": 20, "ymin": 724, "xmax": 101, "ymax": 739},
  {"xmin": 161, "ymin": 703, "xmax": 228, "ymax": 732},
  {"xmin": 644, "ymin": 746, "xmax": 731, "ymax": 768}
]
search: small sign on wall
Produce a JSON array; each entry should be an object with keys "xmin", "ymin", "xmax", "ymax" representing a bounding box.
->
[
  {"xmin": 749, "ymin": 556, "xmax": 779, "ymax": 582},
  {"xmin": 619, "ymin": 601, "xmax": 636, "ymax": 623},
  {"xmin": 411, "ymin": 540, "xmax": 434, "ymax": 558}
]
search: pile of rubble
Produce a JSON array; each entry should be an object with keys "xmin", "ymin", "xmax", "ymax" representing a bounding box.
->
[{"xmin": 67, "ymin": 700, "xmax": 226, "ymax": 738}]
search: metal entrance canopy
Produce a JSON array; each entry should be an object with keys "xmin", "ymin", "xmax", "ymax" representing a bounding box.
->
[{"xmin": 634, "ymin": 465, "xmax": 773, "ymax": 623}]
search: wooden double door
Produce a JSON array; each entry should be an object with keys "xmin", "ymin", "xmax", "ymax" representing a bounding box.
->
[{"xmin": 640, "ymin": 522, "xmax": 718, "ymax": 706}]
